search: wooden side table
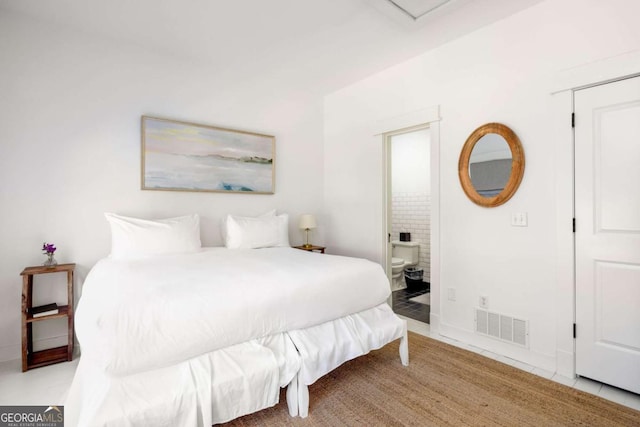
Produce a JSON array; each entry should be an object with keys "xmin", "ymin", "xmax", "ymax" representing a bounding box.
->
[
  {"xmin": 292, "ymin": 245, "xmax": 326, "ymax": 254},
  {"xmin": 20, "ymin": 263, "xmax": 75, "ymax": 372}
]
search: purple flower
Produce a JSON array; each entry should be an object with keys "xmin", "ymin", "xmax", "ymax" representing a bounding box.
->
[{"xmin": 42, "ymin": 242, "xmax": 57, "ymax": 255}]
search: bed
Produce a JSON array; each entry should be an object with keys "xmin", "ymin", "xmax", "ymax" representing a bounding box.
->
[{"xmin": 64, "ymin": 214, "xmax": 408, "ymax": 426}]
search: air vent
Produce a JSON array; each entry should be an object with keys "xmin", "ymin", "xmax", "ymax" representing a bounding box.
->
[{"xmin": 475, "ymin": 308, "xmax": 528, "ymax": 347}]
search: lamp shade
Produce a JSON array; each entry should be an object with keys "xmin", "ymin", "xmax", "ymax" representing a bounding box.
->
[{"xmin": 298, "ymin": 214, "xmax": 317, "ymax": 230}]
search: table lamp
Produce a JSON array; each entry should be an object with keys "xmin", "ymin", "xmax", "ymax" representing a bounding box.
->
[{"xmin": 299, "ymin": 214, "xmax": 317, "ymax": 248}]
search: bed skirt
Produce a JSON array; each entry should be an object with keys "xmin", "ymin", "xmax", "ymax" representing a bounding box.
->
[{"xmin": 65, "ymin": 303, "xmax": 407, "ymax": 426}]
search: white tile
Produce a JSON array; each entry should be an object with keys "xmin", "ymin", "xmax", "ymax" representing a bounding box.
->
[
  {"xmin": 465, "ymin": 344, "xmax": 485, "ymax": 355},
  {"xmin": 401, "ymin": 315, "xmax": 430, "ymax": 337},
  {"xmin": 481, "ymin": 350, "xmax": 500, "ymax": 360},
  {"xmin": 625, "ymin": 393, "xmax": 640, "ymax": 411},
  {"xmin": 0, "ymin": 359, "xmax": 78, "ymax": 404},
  {"xmin": 574, "ymin": 377, "xmax": 603, "ymax": 395},
  {"xmin": 434, "ymin": 336, "xmax": 455, "ymax": 345},
  {"xmin": 551, "ymin": 373, "xmax": 577, "ymax": 388},
  {"xmin": 494, "ymin": 355, "xmax": 513, "ymax": 365},
  {"xmin": 491, "ymin": 355, "xmax": 532, "ymax": 373},
  {"xmin": 532, "ymin": 367, "xmax": 555, "ymax": 380},
  {"xmin": 0, "ymin": 359, "xmax": 21, "ymax": 374},
  {"xmin": 0, "ymin": 383, "xmax": 66, "ymax": 406},
  {"xmin": 598, "ymin": 384, "xmax": 633, "ymax": 407},
  {"xmin": 446, "ymin": 340, "xmax": 472, "ymax": 351}
]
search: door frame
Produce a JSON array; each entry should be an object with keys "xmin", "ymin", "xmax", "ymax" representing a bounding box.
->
[
  {"xmin": 551, "ymin": 51, "xmax": 640, "ymax": 378},
  {"xmin": 376, "ymin": 106, "xmax": 441, "ymax": 331}
]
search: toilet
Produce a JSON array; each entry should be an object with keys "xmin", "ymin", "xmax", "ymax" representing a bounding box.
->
[{"xmin": 391, "ymin": 241, "xmax": 420, "ymax": 291}]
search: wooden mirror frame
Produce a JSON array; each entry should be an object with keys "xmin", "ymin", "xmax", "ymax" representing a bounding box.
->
[{"xmin": 458, "ymin": 122, "xmax": 525, "ymax": 207}]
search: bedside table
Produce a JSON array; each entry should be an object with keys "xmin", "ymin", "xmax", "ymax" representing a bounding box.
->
[
  {"xmin": 293, "ymin": 245, "xmax": 326, "ymax": 254},
  {"xmin": 20, "ymin": 263, "xmax": 75, "ymax": 372}
]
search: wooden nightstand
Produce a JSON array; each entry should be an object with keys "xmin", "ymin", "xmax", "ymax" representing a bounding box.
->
[
  {"xmin": 293, "ymin": 245, "xmax": 326, "ymax": 254},
  {"xmin": 20, "ymin": 263, "xmax": 75, "ymax": 372}
]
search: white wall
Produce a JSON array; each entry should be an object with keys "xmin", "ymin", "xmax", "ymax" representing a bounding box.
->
[
  {"xmin": 324, "ymin": 0, "xmax": 640, "ymax": 372},
  {"xmin": 0, "ymin": 11, "xmax": 325, "ymax": 361},
  {"xmin": 391, "ymin": 130, "xmax": 430, "ymax": 193}
]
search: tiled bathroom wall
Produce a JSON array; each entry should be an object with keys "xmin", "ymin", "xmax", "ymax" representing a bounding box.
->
[{"xmin": 392, "ymin": 191, "xmax": 431, "ymax": 282}]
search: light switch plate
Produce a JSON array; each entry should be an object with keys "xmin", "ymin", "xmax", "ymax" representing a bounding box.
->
[{"xmin": 511, "ymin": 212, "xmax": 528, "ymax": 227}]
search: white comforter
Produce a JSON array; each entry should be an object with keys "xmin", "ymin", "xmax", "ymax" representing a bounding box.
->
[{"xmin": 76, "ymin": 247, "xmax": 390, "ymax": 376}]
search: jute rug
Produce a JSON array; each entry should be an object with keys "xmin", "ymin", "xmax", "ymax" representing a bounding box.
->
[{"xmin": 226, "ymin": 332, "xmax": 640, "ymax": 426}]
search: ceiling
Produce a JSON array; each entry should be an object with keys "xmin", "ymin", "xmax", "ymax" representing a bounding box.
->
[
  {"xmin": 384, "ymin": 0, "xmax": 454, "ymax": 20},
  {"xmin": 0, "ymin": 0, "xmax": 544, "ymax": 95}
]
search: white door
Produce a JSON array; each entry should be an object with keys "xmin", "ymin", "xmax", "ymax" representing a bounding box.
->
[{"xmin": 575, "ymin": 76, "xmax": 640, "ymax": 394}]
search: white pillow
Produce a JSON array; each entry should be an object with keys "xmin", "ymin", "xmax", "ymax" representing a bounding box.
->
[
  {"xmin": 105, "ymin": 213, "xmax": 202, "ymax": 260},
  {"xmin": 224, "ymin": 213, "xmax": 290, "ymax": 249},
  {"xmin": 275, "ymin": 213, "xmax": 290, "ymax": 247},
  {"xmin": 220, "ymin": 210, "xmax": 275, "ymax": 245}
]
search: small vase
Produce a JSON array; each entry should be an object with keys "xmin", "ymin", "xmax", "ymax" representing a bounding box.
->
[{"xmin": 43, "ymin": 253, "xmax": 57, "ymax": 267}]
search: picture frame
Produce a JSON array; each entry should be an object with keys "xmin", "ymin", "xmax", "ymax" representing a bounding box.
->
[{"xmin": 141, "ymin": 116, "xmax": 275, "ymax": 194}]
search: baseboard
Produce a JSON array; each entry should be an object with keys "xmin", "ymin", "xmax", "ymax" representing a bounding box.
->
[{"xmin": 439, "ymin": 320, "xmax": 556, "ymax": 373}]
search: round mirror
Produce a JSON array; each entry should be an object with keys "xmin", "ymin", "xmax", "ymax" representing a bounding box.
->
[{"xmin": 458, "ymin": 123, "xmax": 524, "ymax": 207}]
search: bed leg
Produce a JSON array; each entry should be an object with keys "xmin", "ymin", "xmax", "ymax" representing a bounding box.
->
[
  {"xmin": 286, "ymin": 375, "xmax": 298, "ymax": 417},
  {"xmin": 400, "ymin": 320, "xmax": 409, "ymax": 366},
  {"xmin": 298, "ymin": 382, "xmax": 309, "ymax": 418}
]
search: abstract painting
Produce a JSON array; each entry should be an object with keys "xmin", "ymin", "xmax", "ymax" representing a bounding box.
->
[{"xmin": 142, "ymin": 116, "xmax": 275, "ymax": 194}]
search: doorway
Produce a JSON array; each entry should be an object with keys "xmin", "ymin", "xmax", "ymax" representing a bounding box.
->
[
  {"xmin": 574, "ymin": 75, "xmax": 640, "ymax": 394},
  {"xmin": 385, "ymin": 126, "xmax": 431, "ymax": 324}
]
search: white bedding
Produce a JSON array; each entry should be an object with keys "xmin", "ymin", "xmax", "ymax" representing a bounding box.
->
[
  {"xmin": 65, "ymin": 336, "xmax": 298, "ymax": 427},
  {"xmin": 65, "ymin": 305, "xmax": 405, "ymax": 426},
  {"xmin": 76, "ymin": 247, "xmax": 390, "ymax": 376},
  {"xmin": 288, "ymin": 303, "xmax": 405, "ymax": 386}
]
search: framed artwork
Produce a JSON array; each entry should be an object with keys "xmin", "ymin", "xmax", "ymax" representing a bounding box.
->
[{"xmin": 141, "ymin": 116, "xmax": 275, "ymax": 194}]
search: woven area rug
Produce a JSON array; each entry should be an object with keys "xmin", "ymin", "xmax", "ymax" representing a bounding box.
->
[{"xmin": 226, "ymin": 332, "xmax": 640, "ymax": 426}]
